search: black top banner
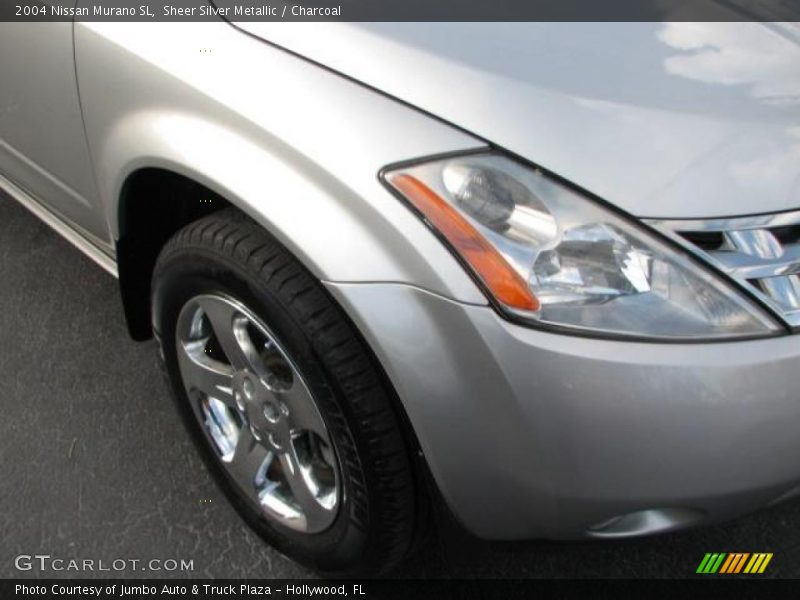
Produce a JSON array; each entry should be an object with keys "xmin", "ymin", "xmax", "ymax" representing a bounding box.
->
[{"xmin": 2, "ymin": 0, "xmax": 800, "ymax": 22}]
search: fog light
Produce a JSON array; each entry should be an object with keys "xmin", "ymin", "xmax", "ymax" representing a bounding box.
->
[{"xmin": 587, "ymin": 508, "xmax": 704, "ymax": 538}]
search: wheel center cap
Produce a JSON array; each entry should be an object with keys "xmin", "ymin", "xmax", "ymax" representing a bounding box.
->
[
  {"xmin": 232, "ymin": 370, "xmax": 288, "ymax": 452},
  {"xmin": 232, "ymin": 370, "xmax": 259, "ymax": 410}
]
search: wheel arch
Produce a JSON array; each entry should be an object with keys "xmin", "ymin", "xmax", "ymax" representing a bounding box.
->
[{"xmin": 103, "ymin": 110, "xmax": 481, "ymax": 340}]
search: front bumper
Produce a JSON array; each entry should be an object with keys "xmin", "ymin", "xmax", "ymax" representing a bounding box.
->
[{"xmin": 326, "ymin": 281, "xmax": 800, "ymax": 540}]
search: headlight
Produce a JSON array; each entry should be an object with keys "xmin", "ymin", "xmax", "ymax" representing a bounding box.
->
[{"xmin": 383, "ymin": 152, "xmax": 781, "ymax": 339}]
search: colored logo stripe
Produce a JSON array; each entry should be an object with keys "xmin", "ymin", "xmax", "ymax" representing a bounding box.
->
[
  {"xmin": 720, "ymin": 553, "xmax": 749, "ymax": 573},
  {"xmin": 697, "ymin": 553, "xmax": 772, "ymax": 574},
  {"xmin": 744, "ymin": 553, "xmax": 773, "ymax": 574},
  {"xmin": 697, "ymin": 553, "xmax": 726, "ymax": 574}
]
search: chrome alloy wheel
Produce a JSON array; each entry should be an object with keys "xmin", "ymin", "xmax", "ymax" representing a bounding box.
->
[{"xmin": 175, "ymin": 294, "xmax": 340, "ymax": 533}]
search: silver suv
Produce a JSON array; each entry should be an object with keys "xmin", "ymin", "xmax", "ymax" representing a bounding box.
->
[{"xmin": 1, "ymin": 20, "xmax": 799, "ymax": 574}]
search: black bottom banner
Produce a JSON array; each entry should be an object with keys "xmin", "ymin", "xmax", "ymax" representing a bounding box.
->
[{"xmin": 2, "ymin": 579, "xmax": 793, "ymax": 600}]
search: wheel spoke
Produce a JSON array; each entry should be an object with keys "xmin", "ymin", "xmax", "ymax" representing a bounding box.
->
[
  {"xmin": 282, "ymin": 381, "xmax": 329, "ymax": 440},
  {"xmin": 197, "ymin": 296, "xmax": 262, "ymax": 374},
  {"xmin": 279, "ymin": 451, "xmax": 331, "ymax": 532},
  {"xmin": 177, "ymin": 340, "xmax": 235, "ymax": 406},
  {"xmin": 227, "ymin": 427, "xmax": 269, "ymax": 496}
]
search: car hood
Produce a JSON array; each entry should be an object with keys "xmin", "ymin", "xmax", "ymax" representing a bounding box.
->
[{"xmin": 237, "ymin": 22, "xmax": 800, "ymax": 219}]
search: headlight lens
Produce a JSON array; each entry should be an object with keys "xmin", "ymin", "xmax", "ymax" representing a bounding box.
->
[{"xmin": 384, "ymin": 153, "xmax": 780, "ymax": 339}]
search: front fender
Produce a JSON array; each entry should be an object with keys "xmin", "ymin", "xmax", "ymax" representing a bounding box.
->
[{"xmin": 75, "ymin": 21, "xmax": 486, "ymax": 305}]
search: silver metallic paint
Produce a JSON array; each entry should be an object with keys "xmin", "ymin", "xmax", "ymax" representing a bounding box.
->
[
  {"xmin": 75, "ymin": 22, "xmax": 487, "ymax": 305},
  {"xmin": 239, "ymin": 22, "xmax": 800, "ymax": 219},
  {"xmin": 326, "ymin": 281, "xmax": 800, "ymax": 539},
  {"xmin": 1, "ymin": 19, "xmax": 799, "ymax": 541},
  {"xmin": 0, "ymin": 22, "xmax": 110, "ymax": 243}
]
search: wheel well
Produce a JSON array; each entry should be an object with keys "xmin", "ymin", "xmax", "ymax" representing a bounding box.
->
[{"xmin": 116, "ymin": 168, "xmax": 231, "ymax": 340}]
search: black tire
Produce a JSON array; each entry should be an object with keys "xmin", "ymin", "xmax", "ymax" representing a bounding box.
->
[{"xmin": 151, "ymin": 208, "xmax": 421, "ymax": 575}]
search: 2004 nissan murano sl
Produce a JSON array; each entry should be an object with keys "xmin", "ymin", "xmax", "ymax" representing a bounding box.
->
[{"xmin": 1, "ymin": 20, "xmax": 799, "ymax": 574}]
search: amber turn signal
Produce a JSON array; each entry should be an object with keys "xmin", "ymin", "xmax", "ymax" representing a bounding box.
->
[{"xmin": 388, "ymin": 173, "xmax": 540, "ymax": 312}]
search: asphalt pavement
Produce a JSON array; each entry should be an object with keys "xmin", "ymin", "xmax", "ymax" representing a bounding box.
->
[{"xmin": 2, "ymin": 190, "xmax": 799, "ymax": 579}]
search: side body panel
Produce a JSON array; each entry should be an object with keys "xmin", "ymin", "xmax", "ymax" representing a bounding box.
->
[{"xmin": 0, "ymin": 21, "xmax": 109, "ymax": 246}]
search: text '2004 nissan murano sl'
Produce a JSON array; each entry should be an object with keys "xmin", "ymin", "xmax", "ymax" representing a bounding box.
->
[{"xmin": 1, "ymin": 21, "xmax": 799, "ymax": 574}]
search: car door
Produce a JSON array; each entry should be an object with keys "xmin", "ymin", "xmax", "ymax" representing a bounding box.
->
[{"xmin": 0, "ymin": 7, "xmax": 110, "ymax": 249}]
